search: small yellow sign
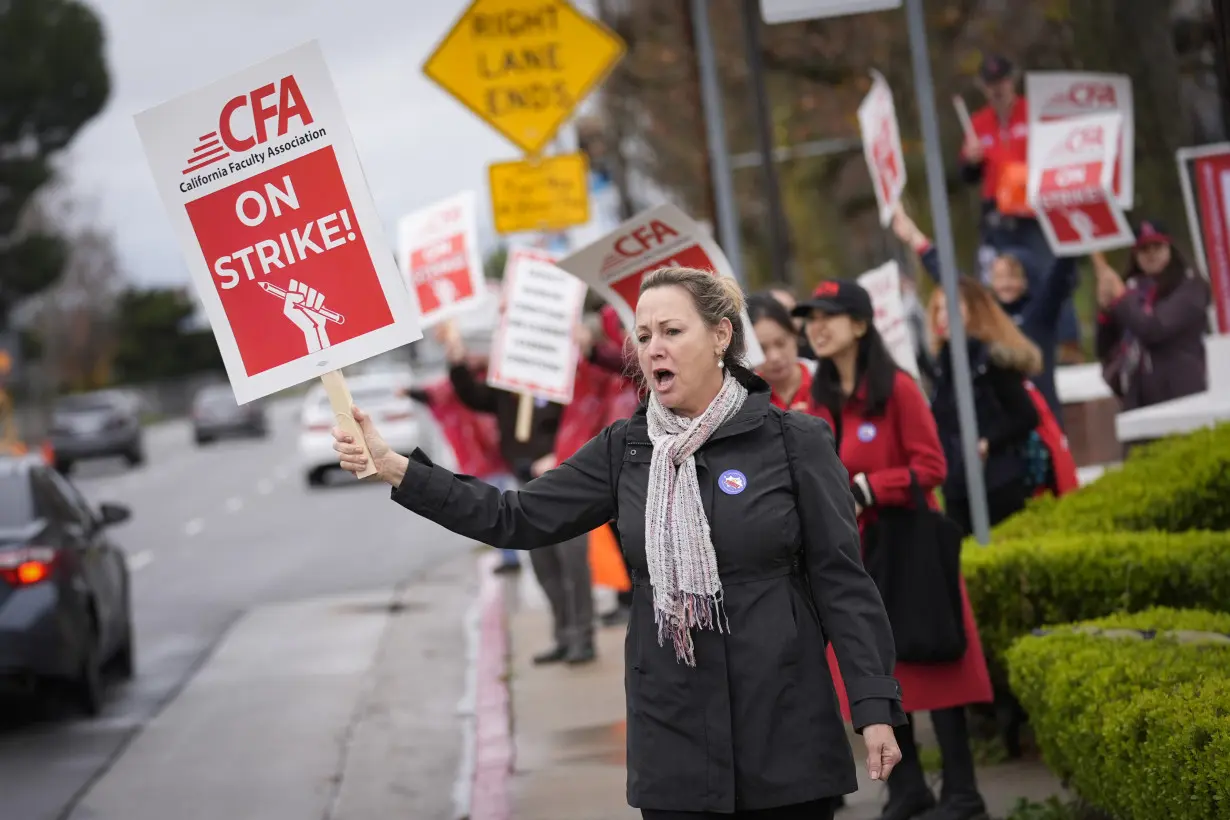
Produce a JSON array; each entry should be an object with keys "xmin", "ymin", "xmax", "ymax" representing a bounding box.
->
[
  {"xmin": 489, "ymin": 153, "xmax": 590, "ymax": 234},
  {"xmin": 423, "ymin": 0, "xmax": 626, "ymax": 156}
]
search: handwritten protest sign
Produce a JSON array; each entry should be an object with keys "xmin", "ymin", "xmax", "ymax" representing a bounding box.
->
[
  {"xmin": 857, "ymin": 260, "xmax": 918, "ymax": 379},
  {"xmin": 487, "ymin": 248, "xmax": 587, "ymax": 404}
]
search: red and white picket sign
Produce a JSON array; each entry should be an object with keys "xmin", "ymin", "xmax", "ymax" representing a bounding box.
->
[
  {"xmin": 1026, "ymin": 72, "xmax": 1135, "ymax": 210},
  {"xmin": 397, "ymin": 191, "xmax": 484, "ymax": 328},
  {"xmin": 1178, "ymin": 143, "xmax": 1230, "ymax": 333},
  {"xmin": 857, "ymin": 70, "xmax": 906, "ymax": 226},
  {"xmin": 134, "ymin": 41, "xmax": 421, "ymax": 404},
  {"xmin": 555, "ymin": 202, "xmax": 765, "ymax": 367},
  {"xmin": 1027, "ymin": 113, "xmax": 1134, "ymax": 256}
]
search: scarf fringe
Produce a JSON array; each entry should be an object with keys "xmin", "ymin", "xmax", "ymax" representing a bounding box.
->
[{"xmin": 653, "ymin": 591, "xmax": 731, "ymax": 667}]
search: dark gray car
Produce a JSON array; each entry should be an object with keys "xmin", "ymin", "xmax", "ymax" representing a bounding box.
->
[
  {"xmin": 49, "ymin": 390, "xmax": 144, "ymax": 475},
  {"xmin": 0, "ymin": 456, "xmax": 134, "ymax": 715},
  {"xmin": 191, "ymin": 384, "xmax": 267, "ymax": 446}
]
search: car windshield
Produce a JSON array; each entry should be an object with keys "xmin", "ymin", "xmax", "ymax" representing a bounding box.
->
[
  {"xmin": 54, "ymin": 393, "xmax": 119, "ymax": 413},
  {"xmin": 0, "ymin": 468, "xmax": 35, "ymax": 531}
]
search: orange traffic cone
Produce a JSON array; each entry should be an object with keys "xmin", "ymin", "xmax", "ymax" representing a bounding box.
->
[{"xmin": 40, "ymin": 440, "xmax": 54, "ymax": 465}]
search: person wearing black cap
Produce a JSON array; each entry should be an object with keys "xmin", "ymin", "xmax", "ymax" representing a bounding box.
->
[
  {"xmin": 1093, "ymin": 219, "xmax": 1211, "ymax": 412},
  {"xmin": 794, "ymin": 280, "xmax": 994, "ymax": 820}
]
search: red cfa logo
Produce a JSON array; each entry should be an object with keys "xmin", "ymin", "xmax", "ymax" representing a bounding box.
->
[
  {"xmin": 1048, "ymin": 124, "xmax": 1105, "ymax": 161},
  {"xmin": 600, "ymin": 220, "xmax": 681, "ymax": 272},
  {"xmin": 182, "ymin": 75, "xmax": 314, "ymax": 175},
  {"xmin": 1044, "ymin": 82, "xmax": 1117, "ymax": 118}
]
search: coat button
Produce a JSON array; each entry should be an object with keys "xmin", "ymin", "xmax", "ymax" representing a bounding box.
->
[{"xmin": 630, "ymin": 449, "xmax": 637, "ymax": 455}]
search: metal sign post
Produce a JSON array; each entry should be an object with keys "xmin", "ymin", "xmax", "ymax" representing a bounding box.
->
[
  {"xmin": 690, "ymin": 0, "xmax": 747, "ymax": 286},
  {"xmin": 904, "ymin": 0, "xmax": 990, "ymax": 543}
]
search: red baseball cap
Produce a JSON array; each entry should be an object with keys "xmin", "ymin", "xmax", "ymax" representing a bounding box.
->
[{"xmin": 1133, "ymin": 219, "xmax": 1171, "ymax": 249}]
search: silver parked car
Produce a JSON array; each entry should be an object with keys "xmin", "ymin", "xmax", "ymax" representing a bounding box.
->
[
  {"xmin": 49, "ymin": 390, "xmax": 145, "ymax": 475},
  {"xmin": 191, "ymin": 384, "xmax": 267, "ymax": 446}
]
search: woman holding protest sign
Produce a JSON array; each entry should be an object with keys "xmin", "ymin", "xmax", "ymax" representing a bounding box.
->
[{"xmin": 332, "ymin": 267, "xmax": 904, "ymax": 819}]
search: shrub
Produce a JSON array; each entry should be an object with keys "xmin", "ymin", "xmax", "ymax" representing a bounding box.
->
[
  {"xmin": 991, "ymin": 423, "xmax": 1230, "ymax": 539},
  {"xmin": 1006, "ymin": 609, "xmax": 1230, "ymax": 820},
  {"xmin": 961, "ymin": 530, "xmax": 1230, "ymax": 674}
]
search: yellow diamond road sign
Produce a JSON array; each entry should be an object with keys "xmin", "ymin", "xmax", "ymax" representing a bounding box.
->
[
  {"xmin": 423, "ymin": 0, "xmax": 626, "ymax": 156},
  {"xmin": 489, "ymin": 152, "xmax": 590, "ymax": 234}
]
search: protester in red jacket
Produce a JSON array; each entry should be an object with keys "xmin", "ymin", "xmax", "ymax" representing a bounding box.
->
[
  {"xmin": 748, "ymin": 293, "xmax": 814, "ymax": 412},
  {"xmin": 793, "ymin": 280, "xmax": 994, "ymax": 820}
]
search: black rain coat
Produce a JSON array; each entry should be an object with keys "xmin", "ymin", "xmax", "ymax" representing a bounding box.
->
[{"xmin": 392, "ymin": 376, "xmax": 904, "ymax": 813}]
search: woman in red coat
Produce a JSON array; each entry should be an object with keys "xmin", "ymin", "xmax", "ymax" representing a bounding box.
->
[{"xmin": 793, "ymin": 280, "xmax": 993, "ymax": 820}]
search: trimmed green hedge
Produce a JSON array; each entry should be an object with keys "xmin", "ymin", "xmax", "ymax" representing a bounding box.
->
[
  {"xmin": 960, "ymin": 529, "xmax": 1230, "ymax": 674},
  {"xmin": 991, "ymin": 423, "xmax": 1230, "ymax": 539},
  {"xmin": 1006, "ymin": 608, "xmax": 1230, "ymax": 820}
]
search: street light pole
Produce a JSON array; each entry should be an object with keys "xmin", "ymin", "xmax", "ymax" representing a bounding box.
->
[
  {"xmin": 690, "ymin": 0, "xmax": 746, "ymax": 285},
  {"xmin": 904, "ymin": 0, "xmax": 991, "ymax": 543}
]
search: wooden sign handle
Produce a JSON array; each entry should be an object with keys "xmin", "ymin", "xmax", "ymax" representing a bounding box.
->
[
  {"xmin": 514, "ymin": 392, "xmax": 534, "ymax": 443},
  {"xmin": 320, "ymin": 370, "xmax": 377, "ymax": 479}
]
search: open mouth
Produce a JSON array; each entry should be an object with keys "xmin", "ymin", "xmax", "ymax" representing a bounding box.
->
[{"xmin": 652, "ymin": 368, "xmax": 676, "ymax": 391}]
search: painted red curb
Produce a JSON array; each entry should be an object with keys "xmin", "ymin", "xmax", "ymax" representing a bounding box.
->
[{"xmin": 470, "ymin": 553, "xmax": 513, "ymax": 820}]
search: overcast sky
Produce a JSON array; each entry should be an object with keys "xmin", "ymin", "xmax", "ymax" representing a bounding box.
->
[{"xmin": 62, "ymin": 0, "xmax": 595, "ymax": 289}]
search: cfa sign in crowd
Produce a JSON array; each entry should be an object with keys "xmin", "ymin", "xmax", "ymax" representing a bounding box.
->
[{"xmin": 133, "ymin": 39, "xmax": 1179, "ymax": 440}]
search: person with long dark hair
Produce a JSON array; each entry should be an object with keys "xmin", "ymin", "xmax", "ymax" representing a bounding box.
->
[
  {"xmin": 1093, "ymin": 219, "xmax": 1210, "ymax": 412},
  {"xmin": 748, "ymin": 293, "xmax": 814, "ymax": 412},
  {"xmin": 793, "ymin": 280, "xmax": 993, "ymax": 820},
  {"xmin": 926, "ymin": 278, "xmax": 1041, "ymax": 535}
]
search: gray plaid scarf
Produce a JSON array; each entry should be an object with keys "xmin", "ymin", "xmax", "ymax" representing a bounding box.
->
[{"xmin": 644, "ymin": 371, "xmax": 749, "ymax": 666}]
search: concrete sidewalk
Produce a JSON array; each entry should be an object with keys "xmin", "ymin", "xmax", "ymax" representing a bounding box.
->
[
  {"xmin": 501, "ymin": 571, "xmax": 1068, "ymax": 820},
  {"xmin": 70, "ymin": 552, "xmax": 478, "ymax": 820}
]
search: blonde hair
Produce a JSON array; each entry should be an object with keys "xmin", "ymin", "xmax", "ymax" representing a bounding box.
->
[
  {"xmin": 927, "ymin": 278, "xmax": 1042, "ymax": 376},
  {"xmin": 639, "ymin": 267, "xmax": 748, "ymax": 370}
]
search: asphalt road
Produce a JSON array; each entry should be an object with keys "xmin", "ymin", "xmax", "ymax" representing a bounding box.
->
[{"xmin": 0, "ymin": 395, "xmax": 475, "ymax": 820}]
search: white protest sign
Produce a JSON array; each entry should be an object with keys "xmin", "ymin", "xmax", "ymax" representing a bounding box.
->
[
  {"xmin": 555, "ymin": 202, "xmax": 765, "ymax": 367},
  {"xmin": 1027, "ymin": 112, "xmax": 1134, "ymax": 256},
  {"xmin": 857, "ymin": 260, "xmax": 919, "ymax": 379},
  {"xmin": 134, "ymin": 41, "xmax": 421, "ymax": 404},
  {"xmin": 857, "ymin": 70, "xmax": 907, "ymax": 226},
  {"xmin": 487, "ymin": 248, "xmax": 587, "ymax": 404},
  {"xmin": 396, "ymin": 190, "xmax": 484, "ymax": 328},
  {"xmin": 1026, "ymin": 71, "xmax": 1134, "ymax": 210}
]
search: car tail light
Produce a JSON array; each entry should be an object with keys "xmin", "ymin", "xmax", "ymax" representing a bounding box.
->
[
  {"xmin": 383, "ymin": 410, "xmax": 413, "ymax": 422},
  {"xmin": 0, "ymin": 547, "xmax": 58, "ymax": 587},
  {"xmin": 306, "ymin": 422, "xmax": 332, "ymax": 432}
]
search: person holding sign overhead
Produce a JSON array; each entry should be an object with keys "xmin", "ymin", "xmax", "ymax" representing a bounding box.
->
[
  {"xmin": 437, "ymin": 318, "xmax": 596, "ymax": 666},
  {"xmin": 333, "ymin": 267, "xmax": 905, "ymax": 819}
]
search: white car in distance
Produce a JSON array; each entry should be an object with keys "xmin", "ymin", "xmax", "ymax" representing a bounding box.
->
[{"xmin": 298, "ymin": 372, "xmax": 420, "ymax": 487}]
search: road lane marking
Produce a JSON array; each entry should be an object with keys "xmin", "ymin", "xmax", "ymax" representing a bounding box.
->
[
  {"xmin": 185, "ymin": 518, "xmax": 204, "ymax": 536},
  {"xmin": 127, "ymin": 551, "xmax": 154, "ymax": 572},
  {"xmin": 226, "ymin": 496, "xmax": 244, "ymax": 513}
]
